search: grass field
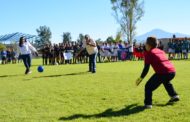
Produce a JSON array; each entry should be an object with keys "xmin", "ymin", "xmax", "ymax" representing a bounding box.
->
[{"xmin": 0, "ymin": 59, "xmax": 190, "ymax": 122}]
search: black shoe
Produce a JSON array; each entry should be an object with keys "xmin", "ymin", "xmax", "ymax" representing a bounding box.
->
[
  {"xmin": 25, "ymin": 69, "xmax": 31, "ymax": 75},
  {"xmin": 168, "ymin": 95, "xmax": 180, "ymax": 103},
  {"xmin": 92, "ymin": 71, "xmax": 96, "ymax": 73},
  {"xmin": 26, "ymin": 71, "xmax": 32, "ymax": 74},
  {"xmin": 25, "ymin": 69, "xmax": 29, "ymax": 74}
]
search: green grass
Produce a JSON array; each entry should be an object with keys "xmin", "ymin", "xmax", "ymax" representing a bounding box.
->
[{"xmin": 0, "ymin": 59, "xmax": 190, "ymax": 122}]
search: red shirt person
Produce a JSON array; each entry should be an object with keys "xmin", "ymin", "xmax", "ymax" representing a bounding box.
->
[
  {"xmin": 144, "ymin": 48, "xmax": 175, "ymax": 74},
  {"xmin": 136, "ymin": 37, "xmax": 179, "ymax": 109}
]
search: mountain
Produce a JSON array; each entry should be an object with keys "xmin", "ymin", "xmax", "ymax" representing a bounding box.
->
[{"xmin": 135, "ymin": 29, "xmax": 190, "ymax": 42}]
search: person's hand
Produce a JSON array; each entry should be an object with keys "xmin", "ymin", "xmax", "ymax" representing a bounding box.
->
[{"xmin": 136, "ymin": 77, "xmax": 143, "ymax": 86}]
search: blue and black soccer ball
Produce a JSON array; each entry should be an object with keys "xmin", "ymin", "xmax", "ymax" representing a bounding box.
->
[{"xmin": 37, "ymin": 66, "xmax": 44, "ymax": 72}]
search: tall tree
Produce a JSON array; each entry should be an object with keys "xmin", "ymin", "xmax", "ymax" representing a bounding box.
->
[
  {"xmin": 63, "ymin": 32, "xmax": 72, "ymax": 43},
  {"xmin": 36, "ymin": 25, "xmax": 52, "ymax": 47},
  {"xmin": 77, "ymin": 33, "xmax": 84, "ymax": 44},
  {"xmin": 111, "ymin": 0, "xmax": 144, "ymax": 44},
  {"xmin": 115, "ymin": 31, "xmax": 123, "ymax": 42}
]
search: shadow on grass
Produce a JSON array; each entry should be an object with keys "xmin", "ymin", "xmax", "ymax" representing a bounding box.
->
[
  {"xmin": 0, "ymin": 74, "xmax": 23, "ymax": 78},
  {"xmin": 33, "ymin": 71, "xmax": 89, "ymax": 78},
  {"xmin": 59, "ymin": 104, "xmax": 145, "ymax": 121},
  {"xmin": 154, "ymin": 102, "xmax": 176, "ymax": 107}
]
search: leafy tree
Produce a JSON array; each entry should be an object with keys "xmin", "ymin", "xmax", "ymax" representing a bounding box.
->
[
  {"xmin": 106, "ymin": 36, "xmax": 115, "ymax": 43},
  {"xmin": 115, "ymin": 31, "xmax": 123, "ymax": 42},
  {"xmin": 0, "ymin": 43, "xmax": 6, "ymax": 51},
  {"xmin": 63, "ymin": 32, "xmax": 72, "ymax": 43},
  {"xmin": 36, "ymin": 25, "xmax": 52, "ymax": 47},
  {"xmin": 77, "ymin": 33, "xmax": 84, "ymax": 44},
  {"xmin": 95, "ymin": 38, "xmax": 102, "ymax": 43},
  {"xmin": 111, "ymin": 0, "xmax": 144, "ymax": 44}
]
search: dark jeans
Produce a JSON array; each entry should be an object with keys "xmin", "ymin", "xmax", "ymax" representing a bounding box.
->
[
  {"xmin": 97, "ymin": 52, "xmax": 101, "ymax": 63},
  {"xmin": 144, "ymin": 73, "xmax": 178, "ymax": 105},
  {"xmin": 43, "ymin": 55, "xmax": 49, "ymax": 65},
  {"xmin": 128, "ymin": 52, "xmax": 133, "ymax": 60},
  {"xmin": 21, "ymin": 54, "xmax": 31, "ymax": 70},
  {"xmin": 89, "ymin": 53, "xmax": 97, "ymax": 72}
]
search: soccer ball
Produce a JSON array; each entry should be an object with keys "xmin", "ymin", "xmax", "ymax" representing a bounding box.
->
[{"xmin": 38, "ymin": 66, "xmax": 44, "ymax": 72}]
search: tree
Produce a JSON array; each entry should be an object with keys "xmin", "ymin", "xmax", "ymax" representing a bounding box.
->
[
  {"xmin": 106, "ymin": 36, "xmax": 115, "ymax": 43},
  {"xmin": 63, "ymin": 32, "xmax": 72, "ymax": 43},
  {"xmin": 111, "ymin": 0, "xmax": 144, "ymax": 44},
  {"xmin": 77, "ymin": 33, "xmax": 84, "ymax": 44},
  {"xmin": 115, "ymin": 31, "xmax": 123, "ymax": 42},
  {"xmin": 95, "ymin": 38, "xmax": 102, "ymax": 43},
  {"xmin": 0, "ymin": 43, "xmax": 6, "ymax": 51},
  {"xmin": 36, "ymin": 25, "xmax": 52, "ymax": 47}
]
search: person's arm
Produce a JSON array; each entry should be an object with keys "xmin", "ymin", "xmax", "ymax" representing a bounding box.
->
[
  {"xmin": 27, "ymin": 42, "xmax": 37, "ymax": 52},
  {"xmin": 75, "ymin": 40, "xmax": 87, "ymax": 58},
  {"xmin": 87, "ymin": 43, "xmax": 96, "ymax": 47},
  {"xmin": 136, "ymin": 64, "xmax": 150, "ymax": 86},
  {"xmin": 75, "ymin": 47, "xmax": 85, "ymax": 58},
  {"xmin": 87, "ymin": 40, "xmax": 96, "ymax": 47},
  {"xmin": 140, "ymin": 64, "xmax": 150, "ymax": 79},
  {"xmin": 27, "ymin": 42, "xmax": 38, "ymax": 56}
]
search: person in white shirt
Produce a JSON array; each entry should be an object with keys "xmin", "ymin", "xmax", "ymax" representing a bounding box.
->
[
  {"xmin": 18, "ymin": 37, "xmax": 38, "ymax": 74},
  {"xmin": 113, "ymin": 42, "xmax": 119, "ymax": 61},
  {"xmin": 76, "ymin": 35, "xmax": 98, "ymax": 73},
  {"xmin": 128, "ymin": 43, "xmax": 134, "ymax": 60},
  {"xmin": 100, "ymin": 43, "xmax": 106, "ymax": 61},
  {"xmin": 104, "ymin": 43, "xmax": 111, "ymax": 62}
]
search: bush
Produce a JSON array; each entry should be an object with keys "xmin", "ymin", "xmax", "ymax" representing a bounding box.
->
[{"xmin": 0, "ymin": 43, "xmax": 6, "ymax": 51}]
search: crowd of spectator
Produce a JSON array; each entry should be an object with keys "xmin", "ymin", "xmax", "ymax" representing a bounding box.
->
[
  {"xmin": 1, "ymin": 37, "xmax": 190, "ymax": 65},
  {"xmin": 167, "ymin": 37, "xmax": 189, "ymax": 60}
]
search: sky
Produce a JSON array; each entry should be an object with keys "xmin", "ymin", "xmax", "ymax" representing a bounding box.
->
[{"xmin": 0, "ymin": 0, "xmax": 190, "ymax": 43}]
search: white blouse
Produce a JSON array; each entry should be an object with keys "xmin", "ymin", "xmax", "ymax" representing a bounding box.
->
[{"xmin": 19, "ymin": 41, "xmax": 37, "ymax": 55}]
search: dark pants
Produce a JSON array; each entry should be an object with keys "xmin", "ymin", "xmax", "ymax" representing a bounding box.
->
[
  {"xmin": 97, "ymin": 52, "xmax": 101, "ymax": 63},
  {"xmin": 89, "ymin": 53, "xmax": 97, "ymax": 72},
  {"xmin": 43, "ymin": 54, "xmax": 48, "ymax": 65},
  {"xmin": 128, "ymin": 52, "xmax": 133, "ymax": 60},
  {"xmin": 144, "ymin": 73, "xmax": 178, "ymax": 105},
  {"xmin": 22, "ymin": 54, "xmax": 31, "ymax": 70}
]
